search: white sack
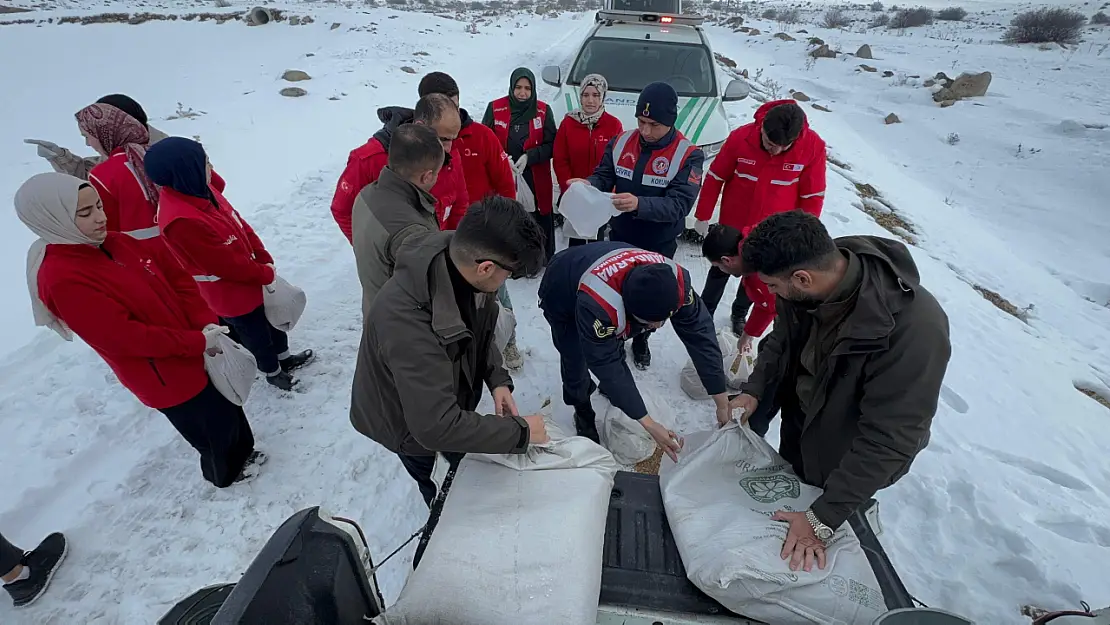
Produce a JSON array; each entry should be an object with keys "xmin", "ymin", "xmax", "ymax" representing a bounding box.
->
[
  {"xmin": 560, "ymin": 182, "xmax": 618, "ymax": 238},
  {"xmin": 515, "ymin": 169, "xmax": 536, "ymax": 212},
  {"xmin": 601, "ymin": 389, "xmax": 674, "ymax": 466},
  {"xmin": 660, "ymin": 423, "xmax": 886, "ymax": 625},
  {"xmin": 376, "ymin": 421, "xmax": 619, "ymax": 625},
  {"xmin": 204, "ymin": 334, "xmax": 257, "ymax": 406},
  {"xmin": 493, "ymin": 302, "xmax": 516, "ymax": 353},
  {"xmin": 263, "ymin": 274, "xmax": 307, "ymax": 333},
  {"xmin": 680, "ymin": 330, "xmax": 754, "ymax": 400}
]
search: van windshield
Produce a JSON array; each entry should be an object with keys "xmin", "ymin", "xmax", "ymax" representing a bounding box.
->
[
  {"xmin": 608, "ymin": 0, "xmax": 680, "ymax": 13},
  {"xmin": 568, "ymin": 38, "xmax": 716, "ymax": 97}
]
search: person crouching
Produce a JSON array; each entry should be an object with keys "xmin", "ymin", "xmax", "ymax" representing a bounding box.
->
[{"xmin": 144, "ymin": 138, "xmax": 313, "ymax": 391}]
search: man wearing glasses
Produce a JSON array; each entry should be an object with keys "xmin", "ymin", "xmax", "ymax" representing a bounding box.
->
[
  {"xmin": 691, "ymin": 101, "xmax": 827, "ymax": 344},
  {"xmin": 538, "ymin": 242, "xmax": 732, "ymax": 460}
]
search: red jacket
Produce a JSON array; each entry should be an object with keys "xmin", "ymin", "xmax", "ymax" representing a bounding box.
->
[
  {"xmin": 38, "ymin": 233, "xmax": 217, "ymax": 409},
  {"xmin": 695, "ymin": 100, "xmax": 826, "ymax": 231},
  {"xmin": 159, "ymin": 187, "xmax": 276, "ymax": 318},
  {"xmin": 740, "ymin": 274, "xmax": 776, "ymax": 338},
  {"xmin": 553, "ymin": 112, "xmax": 623, "ymax": 192},
  {"xmin": 456, "ymin": 112, "xmax": 516, "ymax": 203},
  {"xmin": 89, "ymin": 150, "xmax": 226, "ymax": 241},
  {"xmin": 489, "ymin": 97, "xmax": 555, "ymax": 215},
  {"xmin": 330, "ymin": 137, "xmax": 468, "ymax": 239}
]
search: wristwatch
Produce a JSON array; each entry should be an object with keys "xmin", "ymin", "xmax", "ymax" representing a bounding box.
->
[{"xmin": 806, "ymin": 509, "xmax": 834, "ymax": 542}]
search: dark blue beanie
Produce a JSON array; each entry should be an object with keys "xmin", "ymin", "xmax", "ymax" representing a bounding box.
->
[
  {"xmin": 623, "ymin": 264, "xmax": 681, "ymax": 322},
  {"xmin": 636, "ymin": 82, "xmax": 679, "ymax": 128}
]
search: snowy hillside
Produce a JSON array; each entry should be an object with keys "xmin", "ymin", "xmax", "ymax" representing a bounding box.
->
[{"xmin": 1, "ymin": 0, "xmax": 1109, "ymax": 623}]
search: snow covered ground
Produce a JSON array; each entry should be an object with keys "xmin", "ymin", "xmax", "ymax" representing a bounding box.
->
[{"xmin": 1, "ymin": 1, "xmax": 1109, "ymax": 623}]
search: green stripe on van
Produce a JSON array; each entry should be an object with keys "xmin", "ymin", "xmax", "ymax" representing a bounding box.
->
[
  {"xmin": 682, "ymin": 97, "xmax": 710, "ymax": 136},
  {"xmin": 674, "ymin": 97, "xmax": 701, "ymax": 132},
  {"xmin": 691, "ymin": 100, "xmax": 718, "ymax": 144},
  {"xmin": 565, "ymin": 91, "xmax": 574, "ymax": 112}
]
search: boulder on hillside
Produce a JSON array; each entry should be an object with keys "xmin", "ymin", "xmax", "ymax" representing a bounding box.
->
[
  {"xmin": 860, "ymin": 64, "xmax": 878, "ymax": 72},
  {"xmin": 812, "ymin": 103, "xmax": 832, "ymax": 112},
  {"xmin": 808, "ymin": 36, "xmax": 825, "ymax": 45},
  {"xmin": 748, "ymin": 28, "xmax": 761, "ymax": 35},
  {"xmin": 790, "ymin": 90, "xmax": 811, "ymax": 101},
  {"xmin": 856, "ymin": 44, "xmax": 873, "ymax": 58},
  {"xmin": 774, "ymin": 32, "xmax": 796, "ymax": 41},
  {"xmin": 810, "ymin": 44, "xmax": 837, "ymax": 58},
  {"xmin": 401, "ymin": 66, "xmax": 417, "ymax": 74},
  {"xmin": 884, "ymin": 113, "xmax": 901, "ymax": 124},
  {"xmin": 280, "ymin": 87, "xmax": 307, "ymax": 97},
  {"xmin": 923, "ymin": 78, "xmax": 936, "ymax": 87},
  {"xmin": 282, "ymin": 69, "xmax": 311, "ymax": 82},
  {"xmin": 934, "ymin": 71, "xmax": 953, "ymax": 86},
  {"xmin": 882, "ymin": 70, "xmax": 894, "ymax": 77},
  {"xmin": 739, "ymin": 25, "xmax": 751, "ymax": 32}
]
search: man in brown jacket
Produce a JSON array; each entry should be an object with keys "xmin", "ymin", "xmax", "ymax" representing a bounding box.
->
[
  {"xmin": 350, "ymin": 196, "xmax": 550, "ymax": 506},
  {"xmin": 351, "ymin": 123, "xmax": 444, "ymax": 317},
  {"xmin": 731, "ymin": 210, "xmax": 950, "ymax": 573}
]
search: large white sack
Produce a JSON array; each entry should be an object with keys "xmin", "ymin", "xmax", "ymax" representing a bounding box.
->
[
  {"xmin": 601, "ymin": 389, "xmax": 674, "ymax": 466},
  {"xmin": 514, "ymin": 169, "xmax": 536, "ymax": 212},
  {"xmin": 376, "ymin": 421, "xmax": 619, "ymax": 625},
  {"xmin": 660, "ymin": 423, "xmax": 887, "ymax": 625},
  {"xmin": 680, "ymin": 330, "xmax": 754, "ymax": 400},
  {"xmin": 204, "ymin": 334, "xmax": 257, "ymax": 406},
  {"xmin": 263, "ymin": 274, "xmax": 307, "ymax": 333},
  {"xmin": 493, "ymin": 302, "xmax": 516, "ymax": 353},
  {"xmin": 560, "ymin": 182, "xmax": 618, "ymax": 238}
]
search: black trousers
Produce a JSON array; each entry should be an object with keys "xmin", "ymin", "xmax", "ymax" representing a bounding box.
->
[
  {"xmin": 629, "ymin": 238, "xmax": 678, "ymax": 351},
  {"xmin": 531, "ymin": 212, "xmax": 556, "ymax": 263},
  {"xmin": 222, "ymin": 304, "xmax": 289, "ymax": 375},
  {"xmin": 0, "ymin": 532, "xmax": 23, "ymax": 575},
  {"xmin": 158, "ymin": 381, "xmax": 255, "ymax": 488},
  {"xmin": 397, "ymin": 452, "xmax": 465, "ymax": 508},
  {"xmin": 544, "ymin": 312, "xmax": 595, "ymax": 410},
  {"xmin": 701, "ymin": 266, "xmax": 754, "ymax": 320}
]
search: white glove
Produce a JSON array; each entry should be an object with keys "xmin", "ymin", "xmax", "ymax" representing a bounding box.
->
[
  {"xmin": 694, "ymin": 220, "xmax": 711, "ymax": 238},
  {"xmin": 513, "ymin": 154, "xmax": 529, "ymax": 174},
  {"xmin": 202, "ymin": 324, "xmax": 230, "ymax": 351},
  {"xmin": 24, "ymin": 139, "xmax": 65, "ymax": 159}
]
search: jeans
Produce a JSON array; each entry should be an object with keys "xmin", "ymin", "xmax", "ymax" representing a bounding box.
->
[
  {"xmin": 158, "ymin": 381, "xmax": 255, "ymax": 487},
  {"xmin": 0, "ymin": 532, "xmax": 23, "ymax": 575},
  {"xmin": 397, "ymin": 452, "xmax": 465, "ymax": 508},
  {"xmin": 222, "ymin": 304, "xmax": 290, "ymax": 375},
  {"xmin": 701, "ymin": 266, "xmax": 754, "ymax": 320}
]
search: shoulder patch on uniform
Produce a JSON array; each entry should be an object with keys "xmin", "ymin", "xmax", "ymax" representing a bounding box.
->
[
  {"xmin": 593, "ymin": 319, "xmax": 616, "ymax": 339},
  {"xmin": 688, "ymin": 167, "xmax": 703, "ymax": 186},
  {"xmin": 684, "ymin": 287, "xmax": 695, "ymax": 307}
]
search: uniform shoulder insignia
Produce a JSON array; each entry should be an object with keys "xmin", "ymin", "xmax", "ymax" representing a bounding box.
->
[
  {"xmin": 593, "ymin": 319, "xmax": 616, "ymax": 339},
  {"xmin": 685, "ymin": 287, "xmax": 695, "ymax": 307}
]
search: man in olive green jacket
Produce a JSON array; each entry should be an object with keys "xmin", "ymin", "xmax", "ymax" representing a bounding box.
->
[
  {"xmin": 731, "ymin": 210, "xmax": 950, "ymax": 573},
  {"xmin": 349, "ymin": 197, "xmax": 549, "ymax": 506},
  {"xmin": 351, "ymin": 124, "xmax": 444, "ymax": 317}
]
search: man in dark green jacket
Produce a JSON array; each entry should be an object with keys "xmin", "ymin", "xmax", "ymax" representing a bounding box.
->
[
  {"xmin": 349, "ymin": 196, "xmax": 549, "ymax": 506},
  {"xmin": 732, "ymin": 211, "xmax": 950, "ymax": 573}
]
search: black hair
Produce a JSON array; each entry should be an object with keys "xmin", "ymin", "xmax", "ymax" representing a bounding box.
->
[
  {"xmin": 701, "ymin": 223, "xmax": 744, "ymax": 262},
  {"xmin": 418, "ymin": 72, "xmax": 460, "ymax": 99},
  {"xmin": 96, "ymin": 94, "xmax": 148, "ymax": 127},
  {"xmin": 451, "ymin": 196, "xmax": 546, "ymax": 279},
  {"xmin": 78, "ymin": 182, "xmax": 92, "ymax": 191},
  {"xmin": 741, "ymin": 210, "xmax": 838, "ymax": 277},
  {"xmin": 762, "ymin": 102, "xmax": 805, "ymax": 146},
  {"xmin": 414, "ymin": 93, "xmax": 458, "ymax": 125},
  {"xmin": 388, "ymin": 124, "xmax": 445, "ymax": 178}
]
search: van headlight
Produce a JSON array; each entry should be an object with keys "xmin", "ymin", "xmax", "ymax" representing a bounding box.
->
[{"xmin": 701, "ymin": 140, "xmax": 725, "ymax": 159}]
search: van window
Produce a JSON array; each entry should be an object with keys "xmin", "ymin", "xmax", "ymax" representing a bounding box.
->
[
  {"xmin": 569, "ymin": 38, "xmax": 716, "ymax": 97},
  {"xmin": 608, "ymin": 0, "xmax": 680, "ymax": 13}
]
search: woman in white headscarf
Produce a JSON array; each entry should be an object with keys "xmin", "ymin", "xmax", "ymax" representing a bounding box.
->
[
  {"xmin": 552, "ymin": 73, "xmax": 624, "ymax": 246},
  {"xmin": 14, "ymin": 172, "xmax": 263, "ymax": 488}
]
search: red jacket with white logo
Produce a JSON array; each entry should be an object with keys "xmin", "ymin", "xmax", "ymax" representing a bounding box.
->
[
  {"xmin": 489, "ymin": 97, "xmax": 555, "ymax": 215},
  {"xmin": 89, "ymin": 149, "xmax": 226, "ymax": 241},
  {"xmin": 456, "ymin": 111, "xmax": 517, "ymax": 203},
  {"xmin": 331, "ymin": 130, "xmax": 468, "ymax": 239},
  {"xmin": 553, "ymin": 111, "xmax": 623, "ymax": 192},
  {"xmin": 37, "ymin": 233, "xmax": 218, "ymax": 409},
  {"xmin": 159, "ymin": 187, "xmax": 276, "ymax": 318},
  {"xmin": 694, "ymin": 100, "xmax": 826, "ymax": 230}
]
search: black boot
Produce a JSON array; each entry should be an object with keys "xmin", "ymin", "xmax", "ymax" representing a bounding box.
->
[
  {"xmin": 3, "ymin": 533, "xmax": 67, "ymax": 608},
  {"xmin": 573, "ymin": 405, "xmax": 601, "ymax": 444},
  {"xmin": 266, "ymin": 370, "xmax": 297, "ymax": 391},
  {"xmin": 730, "ymin": 315, "xmax": 746, "ymax": 336},
  {"xmin": 279, "ymin": 349, "xmax": 314, "ymax": 373},
  {"xmin": 632, "ymin": 335, "xmax": 651, "ymax": 370}
]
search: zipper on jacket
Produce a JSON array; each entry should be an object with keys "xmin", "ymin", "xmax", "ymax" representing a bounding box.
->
[{"xmin": 149, "ymin": 359, "xmax": 167, "ymax": 386}]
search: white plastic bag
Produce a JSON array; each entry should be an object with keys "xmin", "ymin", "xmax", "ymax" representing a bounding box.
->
[
  {"xmin": 493, "ymin": 302, "xmax": 516, "ymax": 354},
  {"xmin": 376, "ymin": 420, "xmax": 619, "ymax": 625},
  {"xmin": 514, "ymin": 169, "xmax": 536, "ymax": 212},
  {"xmin": 560, "ymin": 182, "xmax": 619, "ymax": 238},
  {"xmin": 263, "ymin": 274, "xmax": 307, "ymax": 333},
  {"xmin": 680, "ymin": 329, "xmax": 754, "ymax": 400},
  {"xmin": 660, "ymin": 423, "xmax": 887, "ymax": 625},
  {"xmin": 204, "ymin": 334, "xmax": 257, "ymax": 406},
  {"xmin": 601, "ymin": 389, "xmax": 674, "ymax": 466}
]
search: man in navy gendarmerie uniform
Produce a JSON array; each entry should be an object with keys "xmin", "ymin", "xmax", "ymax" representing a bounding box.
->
[
  {"xmin": 539, "ymin": 242, "xmax": 732, "ymax": 460},
  {"xmin": 566, "ymin": 81, "xmax": 704, "ymax": 371}
]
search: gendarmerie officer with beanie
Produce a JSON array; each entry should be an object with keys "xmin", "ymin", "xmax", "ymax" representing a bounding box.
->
[
  {"xmin": 565, "ymin": 81, "xmax": 705, "ymax": 370},
  {"xmin": 538, "ymin": 241, "xmax": 729, "ymax": 460}
]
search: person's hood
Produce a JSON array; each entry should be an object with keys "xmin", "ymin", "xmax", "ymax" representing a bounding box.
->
[
  {"xmin": 373, "ymin": 106, "xmax": 415, "ymax": 150},
  {"xmin": 508, "ymin": 67, "xmax": 538, "ymax": 121},
  {"xmin": 390, "ymin": 230, "xmax": 471, "ymax": 343},
  {"xmin": 751, "ymin": 99, "xmax": 811, "ymax": 147},
  {"xmin": 834, "ymin": 235, "xmax": 922, "ymax": 341},
  {"xmin": 143, "ymin": 137, "xmax": 213, "ymax": 201}
]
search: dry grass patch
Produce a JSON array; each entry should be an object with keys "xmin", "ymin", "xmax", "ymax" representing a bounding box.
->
[
  {"xmin": 1075, "ymin": 385, "xmax": 1110, "ymax": 410},
  {"xmin": 853, "ymin": 182, "xmax": 918, "ymax": 244},
  {"xmin": 972, "ymin": 285, "xmax": 1032, "ymax": 321}
]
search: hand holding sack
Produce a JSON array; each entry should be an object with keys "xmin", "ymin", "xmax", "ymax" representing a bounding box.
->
[
  {"xmin": 202, "ymin": 324, "xmax": 229, "ymax": 354},
  {"xmin": 204, "ymin": 333, "xmax": 257, "ymax": 406},
  {"xmin": 681, "ymin": 329, "xmax": 755, "ymax": 400},
  {"xmin": 601, "ymin": 389, "xmax": 676, "ymax": 466},
  {"xmin": 559, "ymin": 181, "xmax": 619, "ymax": 239},
  {"xmin": 262, "ymin": 273, "xmax": 307, "ymax": 333}
]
